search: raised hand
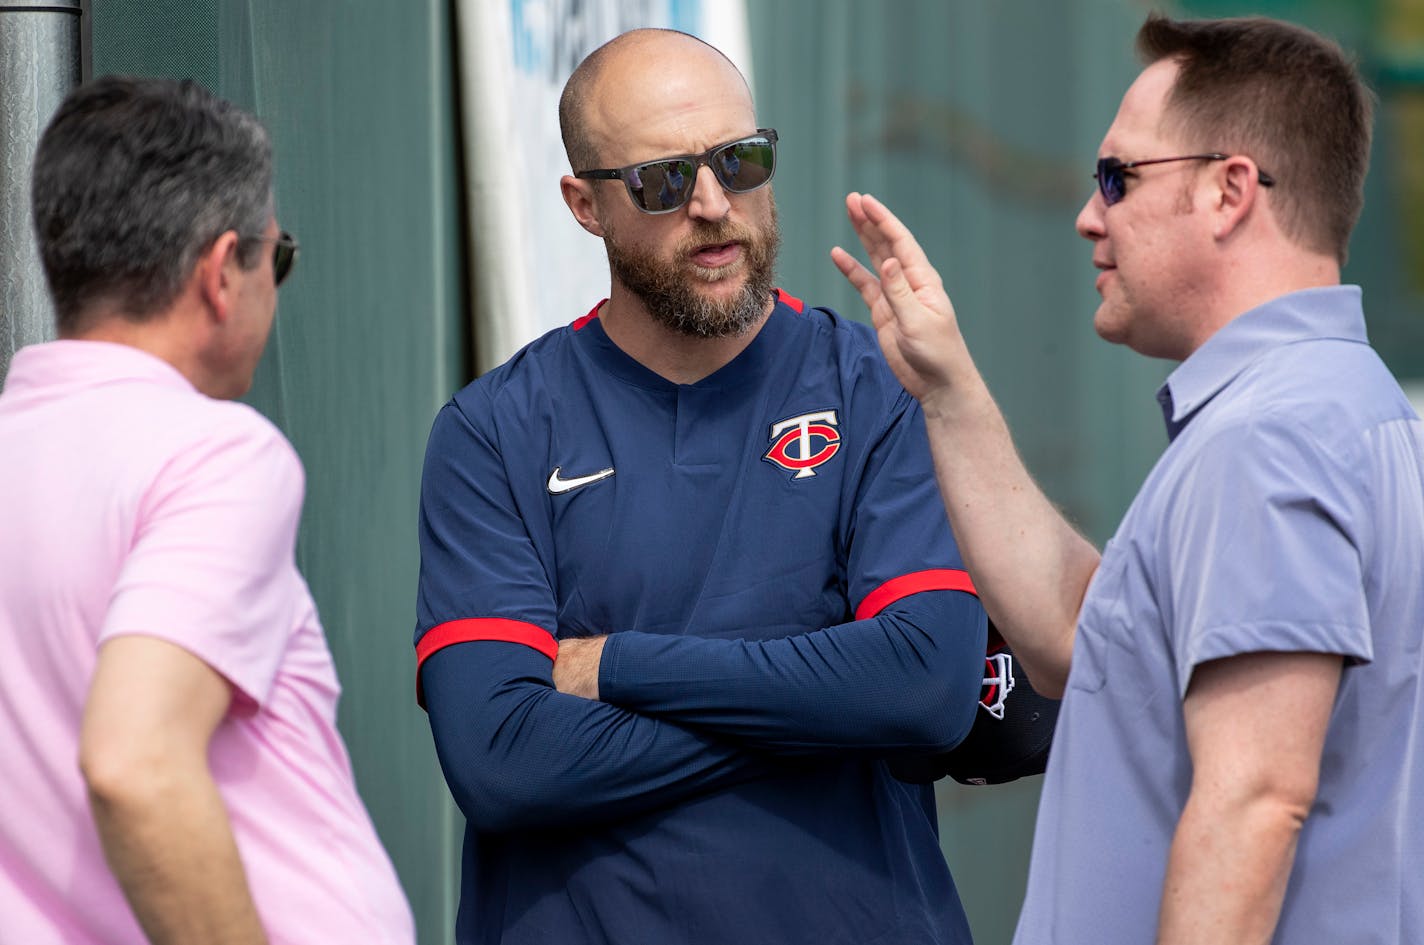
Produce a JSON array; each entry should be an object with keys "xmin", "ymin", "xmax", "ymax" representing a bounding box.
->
[{"xmin": 830, "ymin": 193, "xmax": 976, "ymax": 414}]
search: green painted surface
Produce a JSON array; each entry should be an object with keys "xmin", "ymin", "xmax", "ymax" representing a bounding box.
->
[{"xmin": 92, "ymin": 4, "xmax": 465, "ymax": 942}]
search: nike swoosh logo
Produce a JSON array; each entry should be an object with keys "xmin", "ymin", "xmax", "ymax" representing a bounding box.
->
[{"xmin": 547, "ymin": 466, "xmax": 615, "ymax": 495}]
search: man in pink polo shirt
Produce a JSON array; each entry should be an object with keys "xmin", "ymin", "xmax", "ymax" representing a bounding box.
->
[{"xmin": 0, "ymin": 76, "xmax": 414, "ymax": 944}]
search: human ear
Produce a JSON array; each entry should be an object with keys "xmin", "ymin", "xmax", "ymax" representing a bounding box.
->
[
  {"xmin": 561, "ymin": 176, "xmax": 606, "ymax": 237},
  {"xmin": 1211, "ymin": 156, "xmax": 1264, "ymax": 240},
  {"xmin": 197, "ymin": 230, "xmax": 241, "ymax": 321}
]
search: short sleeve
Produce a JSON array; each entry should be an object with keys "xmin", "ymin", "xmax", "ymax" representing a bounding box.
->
[
  {"xmin": 414, "ymin": 400, "xmax": 559, "ymax": 683},
  {"xmin": 101, "ymin": 409, "xmax": 304, "ymax": 707},
  {"xmin": 846, "ymin": 391, "xmax": 974, "ymax": 617},
  {"xmin": 1165, "ymin": 415, "xmax": 1372, "ymax": 694}
]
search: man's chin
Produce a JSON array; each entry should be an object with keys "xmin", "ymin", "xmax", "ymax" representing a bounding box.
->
[
  {"xmin": 689, "ymin": 280, "xmax": 751, "ymax": 313},
  {"xmin": 686, "ymin": 257, "xmax": 747, "ymax": 286},
  {"xmin": 1092, "ymin": 304, "xmax": 1130, "ymax": 346}
]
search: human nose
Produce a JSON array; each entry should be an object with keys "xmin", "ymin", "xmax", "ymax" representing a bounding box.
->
[
  {"xmin": 1075, "ymin": 190, "xmax": 1105, "ymax": 242},
  {"xmin": 685, "ymin": 163, "xmax": 731, "ymax": 222}
]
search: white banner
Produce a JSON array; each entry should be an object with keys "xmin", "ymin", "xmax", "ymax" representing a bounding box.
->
[{"xmin": 454, "ymin": 0, "xmax": 752, "ymax": 373}]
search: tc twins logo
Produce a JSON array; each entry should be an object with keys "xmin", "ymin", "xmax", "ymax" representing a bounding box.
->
[
  {"xmin": 980, "ymin": 651, "xmax": 1015, "ymax": 720},
  {"xmin": 763, "ymin": 410, "xmax": 841, "ymax": 480}
]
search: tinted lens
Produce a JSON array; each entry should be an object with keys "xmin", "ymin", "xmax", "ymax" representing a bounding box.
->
[
  {"xmin": 626, "ymin": 159, "xmax": 696, "ymax": 212},
  {"xmin": 711, "ymin": 136, "xmax": 776, "ymax": 193},
  {"xmin": 1095, "ymin": 158, "xmax": 1126, "ymax": 206},
  {"xmin": 273, "ymin": 232, "xmax": 297, "ymax": 287}
]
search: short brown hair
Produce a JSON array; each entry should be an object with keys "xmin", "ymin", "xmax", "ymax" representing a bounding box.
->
[{"xmin": 1137, "ymin": 13, "xmax": 1373, "ymax": 264}]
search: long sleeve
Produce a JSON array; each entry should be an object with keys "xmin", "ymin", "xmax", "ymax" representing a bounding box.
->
[
  {"xmin": 421, "ymin": 641, "xmax": 786, "ymax": 833},
  {"xmin": 598, "ymin": 589, "xmax": 985, "ymax": 753},
  {"xmin": 597, "ymin": 387, "xmax": 989, "ymax": 754},
  {"xmin": 417, "ymin": 401, "xmax": 785, "ymax": 833}
]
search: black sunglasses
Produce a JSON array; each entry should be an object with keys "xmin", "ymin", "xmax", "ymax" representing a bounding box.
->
[
  {"xmin": 575, "ymin": 129, "xmax": 778, "ymax": 214},
  {"xmin": 1094, "ymin": 153, "xmax": 1275, "ymax": 207},
  {"xmin": 242, "ymin": 230, "xmax": 300, "ymax": 286}
]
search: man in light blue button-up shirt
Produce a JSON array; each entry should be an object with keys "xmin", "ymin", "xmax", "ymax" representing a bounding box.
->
[{"xmin": 835, "ymin": 12, "xmax": 1422, "ymax": 945}]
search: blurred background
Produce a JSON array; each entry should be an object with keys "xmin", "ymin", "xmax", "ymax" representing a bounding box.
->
[{"xmin": 2, "ymin": 1, "xmax": 1420, "ymax": 942}]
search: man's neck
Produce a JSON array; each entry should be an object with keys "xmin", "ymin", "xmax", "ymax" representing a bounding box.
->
[
  {"xmin": 69, "ymin": 305, "xmax": 224, "ymax": 398},
  {"xmin": 1186, "ymin": 250, "xmax": 1342, "ymax": 357},
  {"xmin": 596, "ymin": 291, "xmax": 775, "ymax": 385}
]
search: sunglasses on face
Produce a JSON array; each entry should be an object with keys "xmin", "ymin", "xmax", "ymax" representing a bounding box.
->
[
  {"xmin": 241, "ymin": 230, "xmax": 300, "ymax": 287},
  {"xmin": 1093, "ymin": 153, "xmax": 1275, "ymax": 207},
  {"xmin": 575, "ymin": 129, "xmax": 778, "ymax": 214}
]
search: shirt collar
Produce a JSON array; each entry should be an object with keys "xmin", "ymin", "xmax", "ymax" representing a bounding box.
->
[
  {"xmin": 1156, "ymin": 285, "xmax": 1365, "ymax": 440},
  {"xmin": 577, "ymin": 290, "xmax": 798, "ymax": 391},
  {"xmin": 2, "ymin": 340, "xmax": 195, "ymax": 399}
]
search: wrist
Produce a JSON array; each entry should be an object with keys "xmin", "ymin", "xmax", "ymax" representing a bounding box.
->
[
  {"xmin": 554, "ymin": 635, "xmax": 607, "ymax": 700},
  {"xmin": 916, "ymin": 386, "xmax": 958, "ymax": 421}
]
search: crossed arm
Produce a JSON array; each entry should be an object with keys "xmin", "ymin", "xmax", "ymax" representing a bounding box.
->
[
  {"xmin": 423, "ymin": 587, "xmax": 984, "ymax": 833},
  {"xmin": 554, "ymin": 589, "xmax": 983, "ymax": 754},
  {"xmin": 80, "ymin": 635, "xmax": 266, "ymax": 945}
]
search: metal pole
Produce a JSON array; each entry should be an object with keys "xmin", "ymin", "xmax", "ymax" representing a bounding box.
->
[{"xmin": 1, "ymin": 0, "xmax": 81, "ymax": 385}]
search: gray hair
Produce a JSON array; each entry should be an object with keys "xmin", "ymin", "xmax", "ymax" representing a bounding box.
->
[{"xmin": 30, "ymin": 75, "xmax": 273, "ymax": 333}]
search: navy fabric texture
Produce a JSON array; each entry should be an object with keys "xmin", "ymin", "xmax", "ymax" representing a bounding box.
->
[{"xmin": 417, "ymin": 295, "xmax": 986, "ymax": 945}]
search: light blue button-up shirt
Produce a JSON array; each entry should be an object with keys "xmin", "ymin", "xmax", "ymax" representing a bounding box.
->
[{"xmin": 1015, "ymin": 286, "xmax": 1424, "ymax": 944}]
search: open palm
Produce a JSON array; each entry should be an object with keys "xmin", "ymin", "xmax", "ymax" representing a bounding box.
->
[{"xmin": 830, "ymin": 193, "xmax": 970, "ymax": 410}]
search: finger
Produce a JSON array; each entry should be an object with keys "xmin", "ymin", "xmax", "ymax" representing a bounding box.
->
[
  {"xmin": 861, "ymin": 195, "xmax": 929, "ymax": 266},
  {"xmin": 831, "ymin": 245, "xmax": 884, "ymax": 308},
  {"xmin": 844, "ymin": 192, "xmax": 896, "ymax": 264},
  {"xmin": 878, "ymin": 256, "xmax": 921, "ymax": 317},
  {"xmin": 845, "ymin": 191, "xmax": 866, "ymax": 226},
  {"xmin": 860, "ymin": 194, "xmax": 941, "ymax": 290}
]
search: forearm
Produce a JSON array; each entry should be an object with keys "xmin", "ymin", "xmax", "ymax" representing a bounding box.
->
[
  {"xmin": 833, "ymin": 193, "xmax": 1095, "ymax": 694},
  {"xmin": 80, "ymin": 635, "xmax": 265, "ymax": 944},
  {"xmin": 424, "ymin": 641, "xmax": 786, "ymax": 832},
  {"xmin": 919, "ymin": 371, "xmax": 1098, "ymax": 695},
  {"xmin": 1155, "ymin": 789, "xmax": 1306, "ymax": 945},
  {"xmin": 597, "ymin": 591, "xmax": 986, "ymax": 753},
  {"xmin": 88, "ymin": 765, "xmax": 265, "ymax": 945}
]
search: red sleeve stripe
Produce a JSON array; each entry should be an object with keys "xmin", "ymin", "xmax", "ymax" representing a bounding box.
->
[
  {"xmin": 775, "ymin": 288, "xmax": 804, "ymax": 312},
  {"xmin": 571, "ymin": 300, "xmax": 607, "ymax": 331},
  {"xmin": 414, "ymin": 618, "xmax": 557, "ymax": 708},
  {"xmin": 854, "ymin": 568, "xmax": 978, "ymax": 621}
]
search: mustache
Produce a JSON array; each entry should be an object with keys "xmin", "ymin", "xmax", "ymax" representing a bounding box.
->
[{"xmin": 676, "ymin": 221, "xmax": 756, "ymax": 255}]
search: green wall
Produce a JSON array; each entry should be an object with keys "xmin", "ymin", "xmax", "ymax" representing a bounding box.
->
[{"xmin": 92, "ymin": 4, "xmax": 466, "ymax": 942}]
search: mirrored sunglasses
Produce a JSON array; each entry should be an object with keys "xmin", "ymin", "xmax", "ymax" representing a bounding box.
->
[{"xmin": 576, "ymin": 129, "xmax": 778, "ymax": 214}]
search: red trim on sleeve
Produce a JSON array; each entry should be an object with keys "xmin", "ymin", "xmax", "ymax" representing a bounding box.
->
[
  {"xmin": 775, "ymin": 288, "xmax": 804, "ymax": 313},
  {"xmin": 414, "ymin": 618, "xmax": 557, "ymax": 708},
  {"xmin": 854, "ymin": 568, "xmax": 978, "ymax": 621},
  {"xmin": 571, "ymin": 300, "xmax": 607, "ymax": 331}
]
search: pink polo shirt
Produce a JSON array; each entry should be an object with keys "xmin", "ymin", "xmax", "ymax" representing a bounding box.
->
[{"xmin": 0, "ymin": 341, "xmax": 414, "ymax": 944}]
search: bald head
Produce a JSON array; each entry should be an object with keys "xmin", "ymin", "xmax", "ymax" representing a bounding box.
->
[{"xmin": 559, "ymin": 29, "xmax": 753, "ymax": 173}]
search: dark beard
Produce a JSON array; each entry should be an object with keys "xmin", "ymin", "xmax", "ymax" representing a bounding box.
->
[{"xmin": 605, "ymin": 201, "xmax": 781, "ymax": 339}]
